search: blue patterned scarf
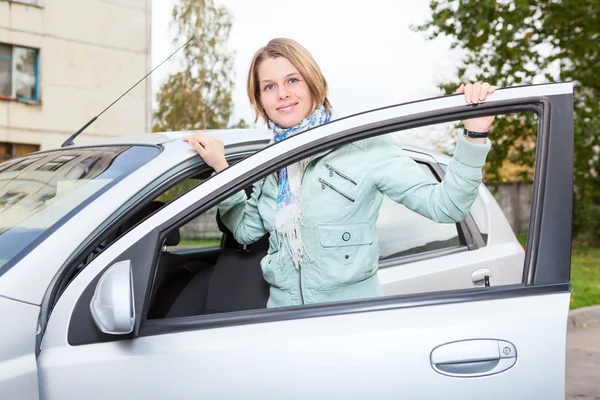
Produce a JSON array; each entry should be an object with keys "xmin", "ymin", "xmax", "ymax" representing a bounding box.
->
[{"xmin": 269, "ymin": 105, "xmax": 332, "ymax": 268}]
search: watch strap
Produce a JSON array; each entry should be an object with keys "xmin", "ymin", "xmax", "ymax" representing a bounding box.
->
[{"xmin": 464, "ymin": 129, "xmax": 490, "ymax": 138}]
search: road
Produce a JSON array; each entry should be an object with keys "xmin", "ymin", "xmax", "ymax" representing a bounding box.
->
[{"xmin": 567, "ymin": 322, "xmax": 600, "ymax": 399}]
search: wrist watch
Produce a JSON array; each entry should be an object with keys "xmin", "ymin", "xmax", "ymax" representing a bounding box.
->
[{"xmin": 464, "ymin": 129, "xmax": 490, "ymax": 138}]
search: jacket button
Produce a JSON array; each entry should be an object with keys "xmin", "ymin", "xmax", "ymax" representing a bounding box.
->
[
  {"xmin": 345, "ymin": 255, "xmax": 349, "ymax": 260},
  {"xmin": 342, "ymin": 232, "xmax": 351, "ymax": 241}
]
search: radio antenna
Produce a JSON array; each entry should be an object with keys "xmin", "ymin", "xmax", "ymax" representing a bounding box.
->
[{"xmin": 61, "ymin": 36, "xmax": 196, "ymax": 147}]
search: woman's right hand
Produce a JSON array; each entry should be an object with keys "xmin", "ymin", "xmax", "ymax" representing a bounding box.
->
[{"xmin": 183, "ymin": 132, "xmax": 229, "ymax": 173}]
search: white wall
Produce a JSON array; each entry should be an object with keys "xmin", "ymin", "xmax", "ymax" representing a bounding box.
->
[{"xmin": 0, "ymin": 0, "xmax": 152, "ymax": 151}]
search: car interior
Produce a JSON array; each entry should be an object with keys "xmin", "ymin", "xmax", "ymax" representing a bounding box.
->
[
  {"xmin": 147, "ymin": 189, "xmax": 271, "ymax": 319},
  {"xmin": 120, "ymin": 183, "xmax": 272, "ymax": 320}
]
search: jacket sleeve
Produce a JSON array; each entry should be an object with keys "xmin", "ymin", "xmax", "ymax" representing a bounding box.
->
[
  {"xmin": 217, "ymin": 179, "xmax": 268, "ymax": 245},
  {"xmin": 368, "ymin": 132, "xmax": 491, "ymax": 223}
]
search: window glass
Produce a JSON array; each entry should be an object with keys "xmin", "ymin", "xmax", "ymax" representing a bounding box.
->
[
  {"xmin": 0, "ymin": 143, "xmax": 12, "ymax": 164},
  {"xmin": 377, "ymin": 163, "xmax": 460, "ymax": 260},
  {"xmin": 0, "ymin": 44, "xmax": 11, "ymax": 97},
  {"xmin": 36, "ymin": 155, "xmax": 78, "ymax": 172},
  {"xmin": 155, "ymin": 177, "xmax": 223, "ymax": 250},
  {"xmin": 13, "ymin": 46, "xmax": 37, "ymax": 100},
  {"xmin": 2, "ymin": 155, "xmax": 43, "ymax": 172},
  {"xmin": 0, "ymin": 146, "xmax": 160, "ymax": 274},
  {"xmin": 0, "ymin": 142, "xmax": 40, "ymax": 164},
  {"xmin": 171, "ymin": 207, "xmax": 222, "ymax": 250},
  {"xmin": 470, "ymin": 192, "xmax": 489, "ymax": 241},
  {"xmin": 0, "ymin": 44, "xmax": 39, "ymax": 101}
]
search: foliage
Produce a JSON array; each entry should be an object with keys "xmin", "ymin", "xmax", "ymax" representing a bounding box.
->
[
  {"xmin": 416, "ymin": 0, "xmax": 600, "ymax": 243},
  {"xmin": 153, "ymin": 0, "xmax": 235, "ymax": 132}
]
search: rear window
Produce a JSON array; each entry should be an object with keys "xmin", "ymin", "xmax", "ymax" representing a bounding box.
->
[{"xmin": 0, "ymin": 145, "xmax": 160, "ymax": 275}]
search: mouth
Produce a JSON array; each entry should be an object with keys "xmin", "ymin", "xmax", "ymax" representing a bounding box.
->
[{"xmin": 276, "ymin": 103, "xmax": 298, "ymax": 112}]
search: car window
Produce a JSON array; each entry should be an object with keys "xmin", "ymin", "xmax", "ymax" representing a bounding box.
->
[
  {"xmin": 469, "ymin": 191, "xmax": 489, "ymax": 243},
  {"xmin": 154, "ymin": 175, "xmax": 224, "ymax": 251},
  {"xmin": 147, "ymin": 131, "xmax": 506, "ymax": 319},
  {"xmin": 171, "ymin": 207, "xmax": 223, "ymax": 250},
  {"xmin": 125, "ymin": 109, "xmax": 542, "ymax": 324},
  {"xmin": 377, "ymin": 162, "xmax": 461, "ymax": 260},
  {"xmin": 0, "ymin": 145, "xmax": 160, "ymax": 274}
]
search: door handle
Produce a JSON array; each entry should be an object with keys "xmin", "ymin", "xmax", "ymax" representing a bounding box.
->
[
  {"xmin": 431, "ymin": 339, "xmax": 517, "ymax": 377},
  {"xmin": 472, "ymin": 268, "xmax": 492, "ymax": 287}
]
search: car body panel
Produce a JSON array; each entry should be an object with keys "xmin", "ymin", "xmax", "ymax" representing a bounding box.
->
[{"xmin": 0, "ymin": 296, "xmax": 40, "ymax": 400}]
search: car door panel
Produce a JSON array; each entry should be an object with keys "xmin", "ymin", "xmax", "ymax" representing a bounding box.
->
[
  {"xmin": 39, "ymin": 289, "xmax": 568, "ymax": 399},
  {"xmin": 37, "ymin": 83, "xmax": 573, "ymax": 399},
  {"xmin": 379, "ymin": 248, "xmax": 504, "ymax": 295}
]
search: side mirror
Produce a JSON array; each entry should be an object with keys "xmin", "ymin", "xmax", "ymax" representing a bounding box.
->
[{"xmin": 90, "ymin": 260, "xmax": 135, "ymax": 335}]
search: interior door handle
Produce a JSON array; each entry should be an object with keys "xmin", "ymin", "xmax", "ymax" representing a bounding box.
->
[
  {"xmin": 472, "ymin": 268, "xmax": 492, "ymax": 287},
  {"xmin": 431, "ymin": 339, "xmax": 517, "ymax": 377}
]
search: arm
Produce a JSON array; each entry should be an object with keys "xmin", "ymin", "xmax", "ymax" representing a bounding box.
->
[
  {"xmin": 180, "ymin": 132, "xmax": 266, "ymax": 244},
  {"xmin": 369, "ymin": 132, "xmax": 491, "ymax": 223},
  {"xmin": 217, "ymin": 179, "xmax": 268, "ymax": 245}
]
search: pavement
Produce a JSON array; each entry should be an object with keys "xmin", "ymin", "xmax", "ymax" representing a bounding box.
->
[{"xmin": 567, "ymin": 306, "xmax": 600, "ymax": 400}]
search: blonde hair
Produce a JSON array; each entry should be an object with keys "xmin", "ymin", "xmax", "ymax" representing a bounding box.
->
[{"xmin": 247, "ymin": 38, "xmax": 332, "ymax": 123}]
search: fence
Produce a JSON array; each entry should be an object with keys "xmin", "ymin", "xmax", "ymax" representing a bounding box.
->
[{"xmin": 489, "ymin": 182, "xmax": 533, "ymax": 234}]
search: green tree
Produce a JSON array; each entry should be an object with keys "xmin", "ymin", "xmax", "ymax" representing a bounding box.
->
[
  {"xmin": 416, "ymin": 0, "xmax": 600, "ymax": 244},
  {"xmin": 153, "ymin": 0, "xmax": 235, "ymax": 132}
]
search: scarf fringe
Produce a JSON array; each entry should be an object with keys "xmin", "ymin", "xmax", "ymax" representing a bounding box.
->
[{"xmin": 275, "ymin": 205, "xmax": 306, "ymax": 269}]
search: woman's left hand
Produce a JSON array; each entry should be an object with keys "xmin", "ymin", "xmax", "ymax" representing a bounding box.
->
[{"xmin": 457, "ymin": 82, "xmax": 497, "ymax": 133}]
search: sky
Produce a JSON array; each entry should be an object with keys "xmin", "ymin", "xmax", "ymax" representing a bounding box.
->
[{"xmin": 150, "ymin": 0, "xmax": 464, "ymax": 128}]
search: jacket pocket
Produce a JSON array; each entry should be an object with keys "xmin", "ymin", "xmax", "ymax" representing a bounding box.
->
[
  {"xmin": 261, "ymin": 249, "xmax": 282, "ymax": 288},
  {"xmin": 318, "ymin": 178, "xmax": 355, "ymax": 202},
  {"xmin": 319, "ymin": 223, "xmax": 372, "ymax": 248},
  {"xmin": 316, "ymin": 223, "xmax": 375, "ymax": 290}
]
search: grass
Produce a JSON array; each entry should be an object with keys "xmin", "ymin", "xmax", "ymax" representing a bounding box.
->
[
  {"xmin": 570, "ymin": 247, "xmax": 600, "ymax": 309},
  {"xmin": 517, "ymin": 233, "xmax": 600, "ymax": 309}
]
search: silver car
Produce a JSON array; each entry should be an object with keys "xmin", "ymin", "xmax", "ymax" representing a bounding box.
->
[{"xmin": 0, "ymin": 83, "xmax": 573, "ymax": 399}]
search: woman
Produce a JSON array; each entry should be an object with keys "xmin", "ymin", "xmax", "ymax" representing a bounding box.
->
[{"xmin": 183, "ymin": 38, "xmax": 495, "ymax": 308}]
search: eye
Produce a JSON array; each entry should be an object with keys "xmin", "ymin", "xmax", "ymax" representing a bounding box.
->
[
  {"xmin": 288, "ymin": 77, "xmax": 299, "ymax": 84},
  {"xmin": 264, "ymin": 83, "xmax": 275, "ymax": 91}
]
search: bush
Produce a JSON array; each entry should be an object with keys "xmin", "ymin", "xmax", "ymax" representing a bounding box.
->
[{"xmin": 573, "ymin": 201, "xmax": 600, "ymax": 247}]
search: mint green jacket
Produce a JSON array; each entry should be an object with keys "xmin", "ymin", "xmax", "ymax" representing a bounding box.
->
[{"xmin": 218, "ymin": 133, "xmax": 491, "ymax": 308}]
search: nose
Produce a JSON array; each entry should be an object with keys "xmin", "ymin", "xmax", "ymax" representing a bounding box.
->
[{"xmin": 277, "ymin": 86, "xmax": 290, "ymax": 100}]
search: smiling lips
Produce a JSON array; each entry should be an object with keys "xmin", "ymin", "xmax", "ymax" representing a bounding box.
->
[{"xmin": 277, "ymin": 103, "xmax": 298, "ymax": 113}]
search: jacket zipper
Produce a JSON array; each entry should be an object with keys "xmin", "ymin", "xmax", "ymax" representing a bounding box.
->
[
  {"xmin": 299, "ymin": 267, "xmax": 304, "ymax": 304},
  {"xmin": 319, "ymin": 178, "xmax": 356, "ymax": 202},
  {"xmin": 325, "ymin": 164, "xmax": 357, "ymax": 185}
]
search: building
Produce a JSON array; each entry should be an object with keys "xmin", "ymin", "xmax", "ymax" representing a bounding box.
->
[{"xmin": 0, "ymin": 0, "xmax": 152, "ymax": 163}]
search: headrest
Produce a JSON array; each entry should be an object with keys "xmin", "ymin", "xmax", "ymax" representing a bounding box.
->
[{"xmin": 164, "ymin": 229, "xmax": 180, "ymax": 247}]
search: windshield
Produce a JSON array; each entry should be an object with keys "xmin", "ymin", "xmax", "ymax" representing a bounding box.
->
[{"xmin": 0, "ymin": 145, "xmax": 160, "ymax": 275}]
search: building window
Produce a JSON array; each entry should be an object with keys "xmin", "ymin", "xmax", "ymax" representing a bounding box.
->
[
  {"xmin": 0, "ymin": 43, "xmax": 39, "ymax": 102},
  {"xmin": 0, "ymin": 142, "xmax": 40, "ymax": 163}
]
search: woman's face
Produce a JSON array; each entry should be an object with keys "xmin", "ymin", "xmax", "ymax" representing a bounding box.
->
[{"xmin": 258, "ymin": 57, "xmax": 314, "ymax": 128}]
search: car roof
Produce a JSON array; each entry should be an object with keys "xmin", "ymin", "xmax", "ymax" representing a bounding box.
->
[
  {"xmin": 87, "ymin": 128, "xmax": 452, "ymax": 164},
  {"xmin": 90, "ymin": 129, "xmax": 272, "ymax": 147}
]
